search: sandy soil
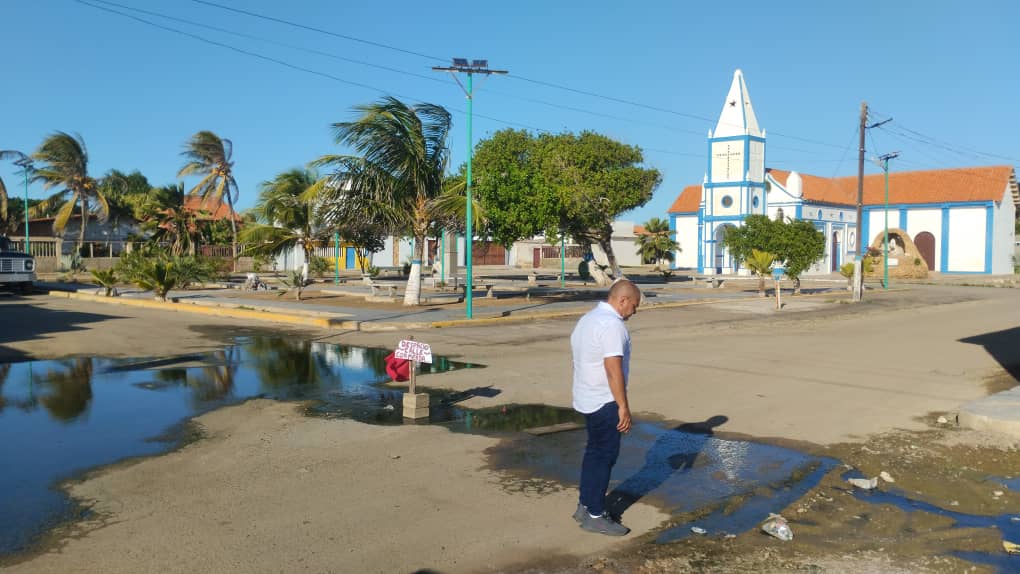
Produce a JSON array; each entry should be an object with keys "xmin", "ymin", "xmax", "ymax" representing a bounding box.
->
[{"xmin": 1, "ymin": 285, "xmax": 1019, "ymax": 573}]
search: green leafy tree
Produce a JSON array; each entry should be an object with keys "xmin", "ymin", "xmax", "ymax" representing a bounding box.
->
[
  {"xmin": 28, "ymin": 132, "xmax": 108, "ymax": 251},
  {"xmin": 179, "ymin": 131, "xmax": 240, "ymax": 269},
  {"xmin": 240, "ymin": 168, "xmax": 324, "ymax": 267},
  {"xmin": 724, "ymin": 215, "xmax": 825, "ymax": 295},
  {"xmin": 635, "ymin": 217, "xmax": 678, "ymax": 266},
  {"xmin": 311, "ymin": 97, "xmax": 460, "ymax": 305},
  {"xmin": 472, "ymin": 129, "xmax": 554, "ymax": 247},
  {"xmin": 774, "ymin": 219, "xmax": 826, "ymax": 294},
  {"xmin": 471, "ymin": 130, "xmax": 660, "ymax": 285}
]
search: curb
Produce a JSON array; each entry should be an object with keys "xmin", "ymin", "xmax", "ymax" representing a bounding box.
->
[{"xmin": 49, "ymin": 291, "xmax": 360, "ymax": 330}]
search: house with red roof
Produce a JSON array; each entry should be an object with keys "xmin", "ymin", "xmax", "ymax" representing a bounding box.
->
[{"xmin": 669, "ymin": 70, "xmax": 1018, "ymax": 275}]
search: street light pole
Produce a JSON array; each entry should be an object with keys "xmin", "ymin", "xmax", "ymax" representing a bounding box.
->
[
  {"xmin": 9, "ymin": 153, "xmax": 34, "ymax": 253},
  {"xmin": 433, "ymin": 59, "xmax": 508, "ymax": 319},
  {"xmin": 877, "ymin": 152, "xmax": 899, "ymax": 289}
]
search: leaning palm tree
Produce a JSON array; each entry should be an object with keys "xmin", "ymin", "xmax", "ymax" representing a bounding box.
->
[
  {"xmin": 744, "ymin": 248, "xmax": 776, "ymax": 298},
  {"xmin": 143, "ymin": 183, "xmax": 201, "ymax": 256},
  {"xmin": 240, "ymin": 168, "xmax": 323, "ymax": 266},
  {"xmin": 26, "ymin": 133, "xmax": 108, "ymax": 252},
  {"xmin": 310, "ymin": 97, "xmax": 454, "ymax": 305},
  {"xmin": 178, "ymin": 131, "xmax": 239, "ymax": 270}
]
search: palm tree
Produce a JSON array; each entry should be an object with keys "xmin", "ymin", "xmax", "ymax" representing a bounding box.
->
[
  {"xmin": 26, "ymin": 133, "xmax": 108, "ymax": 251},
  {"xmin": 240, "ymin": 168, "xmax": 323, "ymax": 267},
  {"xmin": 744, "ymin": 248, "xmax": 776, "ymax": 297},
  {"xmin": 178, "ymin": 131, "xmax": 239, "ymax": 270},
  {"xmin": 0, "ymin": 176, "xmax": 8, "ymax": 235},
  {"xmin": 635, "ymin": 217, "xmax": 679, "ymax": 267},
  {"xmin": 143, "ymin": 183, "xmax": 201, "ymax": 256},
  {"xmin": 311, "ymin": 97, "xmax": 453, "ymax": 306}
]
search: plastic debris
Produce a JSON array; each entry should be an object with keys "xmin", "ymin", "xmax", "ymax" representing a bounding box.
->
[
  {"xmin": 761, "ymin": 514, "xmax": 793, "ymax": 541},
  {"xmin": 1004, "ymin": 540, "xmax": 1020, "ymax": 554},
  {"xmin": 847, "ymin": 477, "xmax": 879, "ymax": 490},
  {"xmin": 383, "ymin": 404, "xmax": 395, "ymax": 411},
  {"xmin": 879, "ymin": 471, "xmax": 895, "ymax": 483},
  {"xmin": 690, "ymin": 526, "xmax": 707, "ymax": 535},
  {"xmin": 936, "ymin": 416, "xmax": 948, "ymax": 424},
  {"xmin": 994, "ymin": 490, "xmax": 1004, "ymax": 497}
]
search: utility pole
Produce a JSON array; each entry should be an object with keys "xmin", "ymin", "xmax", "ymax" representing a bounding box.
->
[
  {"xmin": 877, "ymin": 152, "xmax": 899, "ymax": 289},
  {"xmin": 853, "ymin": 102, "xmax": 868, "ymax": 302},
  {"xmin": 433, "ymin": 59, "xmax": 508, "ymax": 319}
]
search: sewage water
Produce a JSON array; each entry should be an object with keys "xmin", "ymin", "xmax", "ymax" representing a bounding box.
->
[
  {"xmin": 844, "ymin": 470, "xmax": 1020, "ymax": 572},
  {"xmin": 2, "ymin": 337, "xmax": 1011, "ymax": 571},
  {"xmin": 0, "ymin": 336, "xmax": 476, "ymax": 554}
]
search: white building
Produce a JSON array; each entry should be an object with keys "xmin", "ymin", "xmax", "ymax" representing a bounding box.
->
[{"xmin": 669, "ymin": 70, "xmax": 1018, "ymax": 275}]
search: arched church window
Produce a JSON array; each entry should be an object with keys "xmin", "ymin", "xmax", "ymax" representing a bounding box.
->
[
  {"xmin": 818, "ymin": 210, "xmax": 823, "ymax": 220},
  {"xmin": 776, "ymin": 208, "xmax": 784, "ymax": 221},
  {"xmin": 721, "ymin": 195, "xmax": 733, "ymax": 208},
  {"xmin": 752, "ymin": 196, "xmax": 760, "ymax": 208}
]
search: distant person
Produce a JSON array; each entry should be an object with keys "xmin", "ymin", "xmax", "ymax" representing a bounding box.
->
[{"xmin": 570, "ymin": 279, "xmax": 640, "ymax": 536}]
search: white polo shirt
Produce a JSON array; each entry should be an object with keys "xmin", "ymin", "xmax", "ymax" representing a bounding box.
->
[{"xmin": 570, "ymin": 301, "xmax": 631, "ymax": 414}]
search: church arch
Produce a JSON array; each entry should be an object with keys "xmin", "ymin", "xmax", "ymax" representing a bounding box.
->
[{"xmin": 713, "ymin": 224, "xmax": 737, "ymax": 274}]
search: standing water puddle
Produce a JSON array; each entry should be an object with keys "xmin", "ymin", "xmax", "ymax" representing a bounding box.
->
[{"xmin": 1, "ymin": 337, "xmax": 1015, "ymax": 571}]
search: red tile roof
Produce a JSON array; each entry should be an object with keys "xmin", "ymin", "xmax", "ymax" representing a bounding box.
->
[
  {"xmin": 184, "ymin": 196, "xmax": 242, "ymax": 221},
  {"xmin": 766, "ymin": 166, "xmax": 1016, "ymax": 206},
  {"xmin": 667, "ymin": 184, "xmax": 702, "ymax": 213}
]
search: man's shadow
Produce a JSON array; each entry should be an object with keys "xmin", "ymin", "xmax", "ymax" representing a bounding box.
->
[{"xmin": 605, "ymin": 415, "xmax": 728, "ymax": 520}]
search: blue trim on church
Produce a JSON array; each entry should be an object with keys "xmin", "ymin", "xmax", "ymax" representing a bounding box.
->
[
  {"xmin": 984, "ymin": 206, "xmax": 994, "ymax": 273},
  {"xmin": 899, "ymin": 209, "xmax": 907, "ymax": 229},
  {"xmin": 940, "ymin": 208, "xmax": 950, "ymax": 272}
]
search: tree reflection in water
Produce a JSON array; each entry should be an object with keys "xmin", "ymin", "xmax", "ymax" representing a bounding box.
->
[
  {"xmin": 245, "ymin": 337, "xmax": 335, "ymax": 398},
  {"xmin": 38, "ymin": 358, "xmax": 94, "ymax": 421}
]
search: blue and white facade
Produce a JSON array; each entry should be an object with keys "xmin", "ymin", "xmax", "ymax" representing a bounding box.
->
[{"xmin": 670, "ymin": 70, "xmax": 1018, "ymax": 275}]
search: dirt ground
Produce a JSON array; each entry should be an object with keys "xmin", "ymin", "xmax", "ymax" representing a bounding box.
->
[{"xmin": 1, "ymin": 284, "xmax": 1019, "ymax": 573}]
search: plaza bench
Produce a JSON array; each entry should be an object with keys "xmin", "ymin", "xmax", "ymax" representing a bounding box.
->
[
  {"xmin": 696, "ymin": 276, "xmax": 725, "ymax": 288},
  {"xmin": 369, "ymin": 282, "xmax": 399, "ymax": 298},
  {"xmin": 460, "ymin": 282, "xmax": 496, "ymax": 298}
]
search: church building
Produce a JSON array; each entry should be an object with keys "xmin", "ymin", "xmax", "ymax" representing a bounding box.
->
[{"xmin": 669, "ymin": 70, "xmax": 1018, "ymax": 275}]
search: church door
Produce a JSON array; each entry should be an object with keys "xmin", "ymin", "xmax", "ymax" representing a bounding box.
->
[
  {"xmin": 914, "ymin": 232, "xmax": 936, "ymax": 271},
  {"xmin": 831, "ymin": 231, "xmax": 840, "ymax": 272},
  {"xmin": 713, "ymin": 225, "xmax": 734, "ymax": 274}
]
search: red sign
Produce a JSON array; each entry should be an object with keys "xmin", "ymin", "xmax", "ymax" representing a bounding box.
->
[{"xmin": 394, "ymin": 339, "xmax": 433, "ymax": 364}]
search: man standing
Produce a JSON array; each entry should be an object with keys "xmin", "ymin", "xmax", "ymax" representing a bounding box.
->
[{"xmin": 570, "ymin": 279, "xmax": 640, "ymax": 536}]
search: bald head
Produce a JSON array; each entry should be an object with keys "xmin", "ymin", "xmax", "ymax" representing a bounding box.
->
[{"xmin": 607, "ymin": 279, "xmax": 640, "ymax": 320}]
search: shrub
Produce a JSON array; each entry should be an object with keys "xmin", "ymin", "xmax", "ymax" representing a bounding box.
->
[
  {"xmin": 309, "ymin": 256, "xmax": 331, "ymax": 278},
  {"xmin": 90, "ymin": 269, "xmax": 119, "ymax": 297}
]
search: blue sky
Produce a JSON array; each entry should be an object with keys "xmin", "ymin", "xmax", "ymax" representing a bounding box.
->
[{"xmin": 3, "ymin": 0, "xmax": 1018, "ymax": 225}]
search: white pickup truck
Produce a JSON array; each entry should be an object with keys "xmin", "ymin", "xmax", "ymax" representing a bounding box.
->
[{"xmin": 0, "ymin": 236, "xmax": 35, "ymax": 293}]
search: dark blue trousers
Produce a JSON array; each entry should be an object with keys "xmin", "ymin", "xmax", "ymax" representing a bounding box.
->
[{"xmin": 579, "ymin": 401, "xmax": 621, "ymax": 516}]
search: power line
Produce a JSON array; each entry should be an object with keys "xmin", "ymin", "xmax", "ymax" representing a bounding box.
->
[
  {"xmin": 75, "ymin": 0, "xmax": 542, "ymax": 133},
  {"xmin": 188, "ymin": 0, "xmax": 447, "ymax": 63},
  {"xmin": 179, "ymin": 0, "xmax": 848, "ymax": 151}
]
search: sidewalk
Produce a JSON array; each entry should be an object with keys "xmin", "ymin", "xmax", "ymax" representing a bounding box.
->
[{"xmin": 38, "ymin": 271, "xmax": 852, "ymax": 331}]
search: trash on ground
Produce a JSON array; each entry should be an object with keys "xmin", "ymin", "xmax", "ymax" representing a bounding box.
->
[
  {"xmin": 879, "ymin": 471, "xmax": 895, "ymax": 483},
  {"xmin": 383, "ymin": 404, "xmax": 395, "ymax": 411},
  {"xmin": 847, "ymin": 477, "xmax": 879, "ymax": 490},
  {"xmin": 1003, "ymin": 540, "xmax": 1020, "ymax": 554},
  {"xmin": 761, "ymin": 513, "xmax": 793, "ymax": 541},
  {"xmin": 936, "ymin": 416, "xmax": 949, "ymax": 424},
  {"xmin": 993, "ymin": 490, "xmax": 1004, "ymax": 497},
  {"xmin": 690, "ymin": 526, "xmax": 707, "ymax": 535}
]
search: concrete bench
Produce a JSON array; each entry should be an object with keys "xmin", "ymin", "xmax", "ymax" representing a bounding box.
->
[
  {"xmin": 369, "ymin": 283, "xmax": 398, "ymax": 297},
  {"xmin": 696, "ymin": 276, "xmax": 724, "ymax": 288},
  {"xmin": 460, "ymin": 282, "xmax": 496, "ymax": 298}
]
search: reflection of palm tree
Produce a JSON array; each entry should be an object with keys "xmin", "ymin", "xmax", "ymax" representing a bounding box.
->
[
  {"xmin": 246, "ymin": 337, "xmax": 331, "ymax": 390},
  {"xmin": 39, "ymin": 358, "xmax": 94, "ymax": 421},
  {"xmin": 188, "ymin": 348, "xmax": 238, "ymax": 402},
  {"xmin": 605, "ymin": 415, "xmax": 728, "ymax": 520}
]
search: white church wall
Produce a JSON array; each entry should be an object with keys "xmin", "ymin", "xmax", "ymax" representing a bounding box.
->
[
  {"xmin": 992, "ymin": 187, "xmax": 1016, "ymax": 274},
  {"xmin": 947, "ymin": 207, "xmax": 986, "ymax": 272},
  {"xmin": 904, "ymin": 209, "xmax": 942, "ymax": 270},
  {"xmin": 674, "ymin": 215, "xmax": 698, "ymax": 269},
  {"xmin": 712, "ymin": 190, "xmax": 742, "ymax": 217}
]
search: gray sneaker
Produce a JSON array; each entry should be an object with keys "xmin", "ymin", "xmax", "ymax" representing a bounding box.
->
[
  {"xmin": 572, "ymin": 503, "xmax": 587, "ymax": 523},
  {"xmin": 580, "ymin": 512, "xmax": 630, "ymax": 536}
]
